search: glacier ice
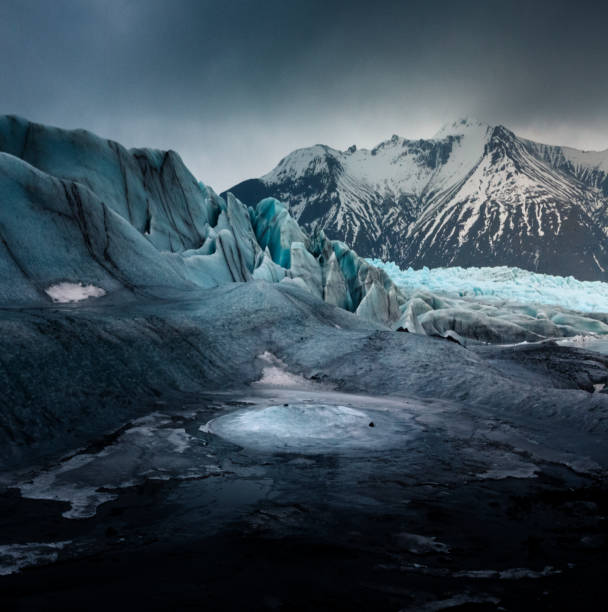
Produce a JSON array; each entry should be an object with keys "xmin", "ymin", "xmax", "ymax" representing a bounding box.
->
[
  {"xmin": 0, "ymin": 115, "xmax": 219, "ymax": 254},
  {"xmin": 323, "ymin": 252, "xmax": 352, "ymax": 310},
  {"xmin": 370, "ymin": 260, "xmax": 608, "ymax": 313},
  {"xmin": 289, "ymin": 241, "xmax": 323, "ymax": 298},
  {"xmin": 251, "ymin": 250, "xmax": 288, "ymax": 283},
  {"xmin": 253, "ymin": 197, "xmax": 307, "ymax": 269},
  {"xmin": 0, "ymin": 117, "xmax": 405, "ymax": 333},
  {"xmin": 370, "ymin": 259, "xmax": 608, "ymax": 344}
]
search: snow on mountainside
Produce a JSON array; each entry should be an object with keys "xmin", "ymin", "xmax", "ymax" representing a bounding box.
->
[{"xmin": 225, "ymin": 118, "xmax": 608, "ymax": 281}]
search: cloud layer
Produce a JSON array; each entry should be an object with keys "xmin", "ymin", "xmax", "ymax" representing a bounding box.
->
[{"xmin": 1, "ymin": 0, "xmax": 607, "ymax": 190}]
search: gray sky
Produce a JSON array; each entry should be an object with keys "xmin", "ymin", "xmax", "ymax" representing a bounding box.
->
[{"xmin": 1, "ymin": 0, "xmax": 607, "ymax": 191}]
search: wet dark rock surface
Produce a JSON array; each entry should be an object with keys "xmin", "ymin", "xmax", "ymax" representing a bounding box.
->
[{"xmin": 1, "ymin": 477, "xmax": 606, "ymax": 612}]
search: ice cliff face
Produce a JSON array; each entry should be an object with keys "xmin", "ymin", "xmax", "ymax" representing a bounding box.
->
[
  {"xmin": 0, "ymin": 116, "xmax": 402, "ymax": 327},
  {"xmin": 371, "ymin": 259, "xmax": 608, "ymax": 345},
  {"xmin": 225, "ymin": 118, "xmax": 608, "ymax": 281}
]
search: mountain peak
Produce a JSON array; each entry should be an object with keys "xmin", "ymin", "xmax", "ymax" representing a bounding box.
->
[
  {"xmin": 433, "ymin": 117, "xmax": 490, "ymax": 140},
  {"xmin": 227, "ymin": 116, "xmax": 608, "ymax": 282}
]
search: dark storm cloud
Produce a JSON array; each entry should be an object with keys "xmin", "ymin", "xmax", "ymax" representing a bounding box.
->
[{"xmin": 1, "ymin": 0, "xmax": 607, "ymax": 190}]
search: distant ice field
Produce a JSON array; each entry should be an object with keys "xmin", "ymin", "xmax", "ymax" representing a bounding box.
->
[{"xmin": 368, "ymin": 260, "xmax": 608, "ymax": 314}]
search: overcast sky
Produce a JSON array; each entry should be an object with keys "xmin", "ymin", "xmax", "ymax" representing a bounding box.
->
[{"xmin": 1, "ymin": 0, "xmax": 607, "ymax": 191}]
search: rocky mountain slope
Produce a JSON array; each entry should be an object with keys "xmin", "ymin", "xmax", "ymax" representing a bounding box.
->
[{"xmin": 225, "ymin": 119, "xmax": 608, "ymax": 281}]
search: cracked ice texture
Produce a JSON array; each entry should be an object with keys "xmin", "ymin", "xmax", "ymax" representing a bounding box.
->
[{"xmin": 369, "ymin": 260, "xmax": 608, "ymax": 313}]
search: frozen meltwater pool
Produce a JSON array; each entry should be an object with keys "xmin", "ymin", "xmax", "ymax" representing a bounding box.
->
[{"xmin": 202, "ymin": 403, "xmax": 413, "ymax": 453}]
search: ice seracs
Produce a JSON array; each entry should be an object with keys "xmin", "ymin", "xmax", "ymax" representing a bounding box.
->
[
  {"xmin": 374, "ymin": 259, "xmax": 608, "ymax": 344},
  {"xmin": 0, "ymin": 116, "xmax": 402, "ymax": 328},
  {"xmin": 370, "ymin": 261, "xmax": 608, "ymax": 313}
]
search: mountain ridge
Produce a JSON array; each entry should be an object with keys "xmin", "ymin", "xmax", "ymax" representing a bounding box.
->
[{"xmin": 224, "ymin": 119, "xmax": 608, "ymax": 281}]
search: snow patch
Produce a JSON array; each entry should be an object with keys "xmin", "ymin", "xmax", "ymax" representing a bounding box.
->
[
  {"xmin": 45, "ymin": 282, "xmax": 105, "ymax": 303},
  {"xmin": 254, "ymin": 352, "xmax": 321, "ymax": 389},
  {"xmin": 0, "ymin": 541, "xmax": 71, "ymax": 576}
]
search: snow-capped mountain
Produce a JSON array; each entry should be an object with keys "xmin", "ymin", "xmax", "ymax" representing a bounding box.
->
[{"xmin": 225, "ymin": 119, "xmax": 608, "ymax": 281}]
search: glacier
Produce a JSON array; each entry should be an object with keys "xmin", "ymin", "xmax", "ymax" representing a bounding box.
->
[
  {"xmin": 8, "ymin": 113, "xmax": 603, "ymax": 350},
  {"xmin": 0, "ymin": 115, "xmax": 606, "ymax": 466},
  {"xmin": 368, "ymin": 260, "xmax": 608, "ymax": 313},
  {"xmin": 0, "ymin": 116, "xmax": 400, "ymax": 330},
  {"xmin": 369, "ymin": 258, "xmax": 608, "ymax": 344},
  {"xmin": 0, "ymin": 117, "xmax": 607, "ymax": 610}
]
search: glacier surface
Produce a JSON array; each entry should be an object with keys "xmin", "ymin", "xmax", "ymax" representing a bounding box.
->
[
  {"xmin": 370, "ymin": 259, "xmax": 608, "ymax": 344},
  {"xmin": 0, "ymin": 117, "xmax": 607, "ymax": 610},
  {"xmin": 368, "ymin": 260, "xmax": 608, "ymax": 313}
]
